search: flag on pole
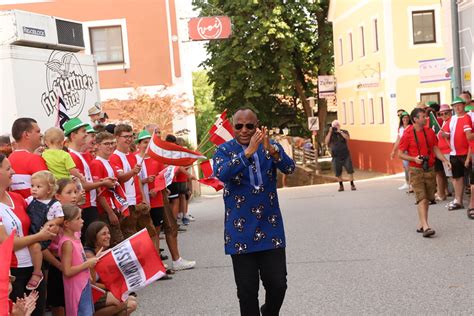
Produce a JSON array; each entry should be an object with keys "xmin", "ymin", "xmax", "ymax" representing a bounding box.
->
[
  {"xmin": 154, "ymin": 165, "xmax": 179, "ymax": 191},
  {"xmin": 429, "ymin": 111, "xmax": 441, "ymax": 134},
  {"xmin": 209, "ymin": 110, "xmax": 227, "ymax": 135},
  {"xmin": 198, "ymin": 160, "xmax": 224, "ymax": 191},
  {"xmin": 209, "ymin": 119, "xmax": 234, "ymax": 145},
  {"xmin": 95, "ymin": 229, "xmax": 166, "ymax": 301},
  {"xmin": 55, "ymin": 96, "xmax": 71, "ymax": 130},
  {"xmin": 109, "ymin": 185, "xmax": 130, "ymax": 217},
  {"xmin": 0, "ymin": 229, "xmax": 15, "ymax": 316},
  {"xmin": 147, "ymin": 134, "xmax": 206, "ymax": 166}
]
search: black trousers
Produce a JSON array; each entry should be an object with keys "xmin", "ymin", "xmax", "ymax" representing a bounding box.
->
[
  {"xmin": 10, "ymin": 266, "xmax": 46, "ymax": 316},
  {"xmin": 231, "ymin": 248, "xmax": 287, "ymax": 316},
  {"xmin": 81, "ymin": 206, "xmax": 99, "ymax": 243}
]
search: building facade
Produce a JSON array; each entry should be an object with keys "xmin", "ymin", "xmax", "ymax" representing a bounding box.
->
[
  {"xmin": 0, "ymin": 0, "xmax": 197, "ymax": 144},
  {"xmin": 328, "ymin": 0, "xmax": 452, "ymax": 174}
]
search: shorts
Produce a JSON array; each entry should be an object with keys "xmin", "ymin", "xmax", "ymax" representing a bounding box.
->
[
  {"xmin": 450, "ymin": 155, "xmax": 467, "ymax": 179},
  {"xmin": 167, "ymin": 183, "xmax": 179, "ymax": 200},
  {"xmin": 100, "ymin": 211, "xmax": 124, "ymax": 247},
  {"xmin": 150, "ymin": 207, "xmax": 164, "ymax": 227},
  {"xmin": 434, "ymin": 158, "xmax": 444, "ymax": 173},
  {"xmin": 332, "ymin": 156, "xmax": 354, "ymax": 177},
  {"xmin": 136, "ymin": 203, "xmax": 156, "ymax": 238},
  {"xmin": 409, "ymin": 167, "xmax": 436, "ymax": 204},
  {"xmin": 162, "ymin": 191, "xmax": 178, "ymax": 238},
  {"xmin": 120, "ymin": 205, "xmax": 138, "ymax": 239},
  {"xmin": 46, "ymin": 260, "xmax": 65, "ymax": 308}
]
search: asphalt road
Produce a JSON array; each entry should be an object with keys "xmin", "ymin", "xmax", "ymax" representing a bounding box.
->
[{"xmin": 135, "ymin": 175, "xmax": 474, "ymax": 315}]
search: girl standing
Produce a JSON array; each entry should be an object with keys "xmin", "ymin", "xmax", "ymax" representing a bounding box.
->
[
  {"xmin": 59, "ymin": 204, "xmax": 98, "ymax": 316},
  {"xmin": 390, "ymin": 111, "xmax": 413, "ymax": 191}
]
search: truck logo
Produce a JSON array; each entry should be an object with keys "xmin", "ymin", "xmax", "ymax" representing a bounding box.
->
[
  {"xmin": 41, "ymin": 51, "xmax": 95, "ymax": 118},
  {"xmin": 22, "ymin": 27, "xmax": 46, "ymax": 37}
]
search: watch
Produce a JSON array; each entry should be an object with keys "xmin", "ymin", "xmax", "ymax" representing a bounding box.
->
[{"xmin": 272, "ymin": 144, "xmax": 280, "ymax": 154}]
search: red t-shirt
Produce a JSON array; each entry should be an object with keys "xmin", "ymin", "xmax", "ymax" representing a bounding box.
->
[
  {"xmin": 90, "ymin": 157, "xmax": 121, "ymax": 216},
  {"xmin": 9, "ymin": 150, "xmax": 48, "ymax": 198},
  {"xmin": 110, "ymin": 151, "xmax": 143, "ymax": 205},
  {"xmin": 69, "ymin": 149, "xmax": 96, "ymax": 208},
  {"xmin": 142, "ymin": 157, "xmax": 165, "ymax": 208},
  {"xmin": 399, "ymin": 126, "xmax": 438, "ymax": 168},
  {"xmin": 0, "ymin": 192, "xmax": 31, "ymax": 268},
  {"xmin": 442, "ymin": 115, "xmax": 472, "ymax": 156},
  {"xmin": 174, "ymin": 170, "xmax": 188, "ymax": 183},
  {"xmin": 437, "ymin": 120, "xmax": 451, "ymax": 154}
]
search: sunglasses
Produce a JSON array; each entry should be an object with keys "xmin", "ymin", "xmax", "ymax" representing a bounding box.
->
[
  {"xmin": 439, "ymin": 112, "xmax": 451, "ymax": 116},
  {"xmin": 234, "ymin": 123, "xmax": 256, "ymax": 130}
]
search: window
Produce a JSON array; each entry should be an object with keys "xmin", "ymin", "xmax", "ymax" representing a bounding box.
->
[
  {"xmin": 360, "ymin": 99, "xmax": 366, "ymax": 124},
  {"xmin": 338, "ymin": 38, "xmax": 343, "ymax": 65},
  {"xmin": 342, "ymin": 101, "xmax": 347, "ymax": 125},
  {"xmin": 379, "ymin": 97, "xmax": 385, "ymax": 124},
  {"xmin": 89, "ymin": 26, "xmax": 124, "ymax": 65},
  {"xmin": 348, "ymin": 33, "xmax": 353, "ymax": 62},
  {"xmin": 369, "ymin": 98, "xmax": 375, "ymax": 124},
  {"xmin": 412, "ymin": 10, "xmax": 436, "ymax": 44},
  {"xmin": 420, "ymin": 92, "xmax": 440, "ymax": 104},
  {"xmin": 349, "ymin": 101, "xmax": 354, "ymax": 124},
  {"xmin": 359, "ymin": 26, "xmax": 365, "ymax": 57},
  {"xmin": 373, "ymin": 19, "xmax": 379, "ymax": 52}
]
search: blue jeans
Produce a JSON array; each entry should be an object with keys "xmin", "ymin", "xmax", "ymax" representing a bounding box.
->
[{"xmin": 78, "ymin": 281, "xmax": 94, "ymax": 316}]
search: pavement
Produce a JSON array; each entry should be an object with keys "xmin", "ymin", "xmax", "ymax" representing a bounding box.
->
[{"xmin": 135, "ymin": 174, "xmax": 474, "ymax": 315}]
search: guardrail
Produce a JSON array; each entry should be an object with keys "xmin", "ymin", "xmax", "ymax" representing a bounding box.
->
[{"xmin": 293, "ymin": 146, "xmax": 319, "ymax": 168}]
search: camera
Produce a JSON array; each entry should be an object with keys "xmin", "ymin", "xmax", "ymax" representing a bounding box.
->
[
  {"xmin": 332, "ymin": 127, "xmax": 338, "ymax": 133},
  {"xmin": 419, "ymin": 156, "xmax": 430, "ymax": 171}
]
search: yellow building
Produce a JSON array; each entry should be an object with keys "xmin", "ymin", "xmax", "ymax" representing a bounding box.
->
[{"xmin": 328, "ymin": 0, "xmax": 452, "ymax": 173}]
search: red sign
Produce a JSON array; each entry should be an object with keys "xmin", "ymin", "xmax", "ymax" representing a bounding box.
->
[{"xmin": 188, "ymin": 16, "xmax": 232, "ymax": 41}]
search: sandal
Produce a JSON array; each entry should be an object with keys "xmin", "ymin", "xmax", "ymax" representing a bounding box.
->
[
  {"xmin": 422, "ymin": 228, "xmax": 436, "ymax": 238},
  {"xmin": 26, "ymin": 272, "xmax": 43, "ymax": 290},
  {"xmin": 448, "ymin": 203, "xmax": 463, "ymax": 211},
  {"xmin": 467, "ymin": 208, "xmax": 474, "ymax": 220},
  {"xmin": 416, "ymin": 227, "xmax": 424, "ymax": 233}
]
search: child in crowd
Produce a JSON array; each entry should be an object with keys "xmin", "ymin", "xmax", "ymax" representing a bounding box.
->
[
  {"xmin": 59, "ymin": 204, "xmax": 99, "ymax": 316},
  {"xmin": 42, "ymin": 127, "xmax": 84, "ymax": 181},
  {"xmin": 44, "ymin": 178, "xmax": 80, "ymax": 316},
  {"xmin": 26, "ymin": 171, "xmax": 64, "ymax": 291}
]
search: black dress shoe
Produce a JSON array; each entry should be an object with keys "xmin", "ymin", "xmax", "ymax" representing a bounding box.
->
[{"xmin": 160, "ymin": 254, "xmax": 169, "ymax": 261}]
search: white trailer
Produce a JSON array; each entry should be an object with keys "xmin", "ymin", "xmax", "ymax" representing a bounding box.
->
[{"xmin": 0, "ymin": 10, "xmax": 100, "ymax": 134}]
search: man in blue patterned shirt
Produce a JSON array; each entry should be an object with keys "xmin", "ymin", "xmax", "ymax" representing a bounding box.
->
[{"xmin": 213, "ymin": 108, "xmax": 295, "ymax": 316}]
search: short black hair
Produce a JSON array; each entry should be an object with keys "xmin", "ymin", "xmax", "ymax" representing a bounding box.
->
[
  {"xmin": 410, "ymin": 108, "xmax": 425, "ymax": 122},
  {"xmin": 11, "ymin": 118, "xmax": 37, "ymax": 142},
  {"xmin": 429, "ymin": 103, "xmax": 440, "ymax": 112},
  {"xmin": 165, "ymin": 134, "xmax": 177, "ymax": 143},
  {"xmin": 233, "ymin": 107, "xmax": 258, "ymax": 117},
  {"xmin": 0, "ymin": 135, "xmax": 10, "ymax": 146}
]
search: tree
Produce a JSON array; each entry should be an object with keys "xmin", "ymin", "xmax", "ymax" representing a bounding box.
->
[{"xmin": 193, "ymin": 0, "xmax": 333, "ymax": 134}]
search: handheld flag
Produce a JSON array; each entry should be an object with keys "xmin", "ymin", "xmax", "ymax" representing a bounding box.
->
[
  {"xmin": 91, "ymin": 284, "xmax": 106, "ymax": 304},
  {"xmin": 109, "ymin": 185, "xmax": 130, "ymax": 217},
  {"xmin": 209, "ymin": 110, "xmax": 227, "ymax": 135},
  {"xmin": 147, "ymin": 134, "xmax": 205, "ymax": 166},
  {"xmin": 198, "ymin": 160, "xmax": 224, "ymax": 191},
  {"xmin": 154, "ymin": 165, "xmax": 179, "ymax": 192},
  {"xmin": 209, "ymin": 119, "xmax": 234, "ymax": 145},
  {"xmin": 0, "ymin": 229, "xmax": 15, "ymax": 316},
  {"xmin": 429, "ymin": 112, "xmax": 441, "ymax": 134},
  {"xmin": 95, "ymin": 229, "xmax": 166, "ymax": 301}
]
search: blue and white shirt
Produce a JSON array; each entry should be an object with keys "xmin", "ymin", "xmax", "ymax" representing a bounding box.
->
[{"xmin": 213, "ymin": 139, "xmax": 296, "ymax": 255}]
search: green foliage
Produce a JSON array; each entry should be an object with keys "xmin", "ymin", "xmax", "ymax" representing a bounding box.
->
[
  {"xmin": 192, "ymin": 0, "xmax": 333, "ymax": 136},
  {"xmin": 193, "ymin": 71, "xmax": 218, "ymax": 158}
]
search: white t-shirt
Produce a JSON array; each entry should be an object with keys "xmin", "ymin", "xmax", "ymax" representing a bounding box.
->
[
  {"xmin": 25, "ymin": 196, "xmax": 64, "ymax": 220},
  {"xmin": 398, "ymin": 126, "xmax": 406, "ymax": 138}
]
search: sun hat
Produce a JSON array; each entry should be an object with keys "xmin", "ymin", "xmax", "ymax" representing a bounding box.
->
[
  {"xmin": 451, "ymin": 97, "xmax": 466, "ymax": 105},
  {"xmin": 85, "ymin": 124, "xmax": 96, "ymax": 134},
  {"xmin": 135, "ymin": 130, "xmax": 152, "ymax": 144},
  {"xmin": 87, "ymin": 105, "xmax": 101, "ymax": 116},
  {"xmin": 439, "ymin": 104, "xmax": 451, "ymax": 112},
  {"xmin": 63, "ymin": 118, "xmax": 89, "ymax": 136}
]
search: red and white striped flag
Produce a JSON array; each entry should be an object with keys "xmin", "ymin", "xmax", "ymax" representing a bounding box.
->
[
  {"xmin": 153, "ymin": 165, "xmax": 179, "ymax": 191},
  {"xmin": 95, "ymin": 229, "xmax": 166, "ymax": 301},
  {"xmin": 198, "ymin": 160, "xmax": 224, "ymax": 191},
  {"xmin": 209, "ymin": 119, "xmax": 234, "ymax": 145},
  {"xmin": 109, "ymin": 185, "xmax": 130, "ymax": 217},
  {"xmin": 209, "ymin": 110, "xmax": 227, "ymax": 135},
  {"xmin": 91, "ymin": 284, "xmax": 106, "ymax": 304},
  {"xmin": 147, "ymin": 134, "xmax": 205, "ymax": 166}
]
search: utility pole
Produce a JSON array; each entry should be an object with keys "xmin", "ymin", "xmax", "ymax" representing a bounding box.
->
[{"xmin": 451, "ymin": 0, "xmax": 462, "ymax": 96}]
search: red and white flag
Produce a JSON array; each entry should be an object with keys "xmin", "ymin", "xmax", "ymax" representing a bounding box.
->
[
  {"xmin": 209, "ymin": 110, "xmax": 227, "ymax": 135},
  {"xmin": 198, "ymin": 160, "xmax": 224, "ymax": 191},
  {"xmin": 209, "ymin": 119, "xmax": 234, "ymax": 145},
  {"xmin": 0, "ymin": 229, "xmax": 14, "ymax": 316},
  {"xmin": 95, "ymin": 229, "xmax": 166, "ymax": 301},
  {"xmin": 154, "ymin": 165, "xmax": 179, "ymax": 191},
  {"xmin": 91, "ymin": 284, "xmax": 106, "ymax": 304},
  {"xmin": 109, "ymin": 185, "xmax": 130, "ymax": 217},
  {"xmin": 147, "ymin": 134, "xmax": 205, "ymax": 166}
]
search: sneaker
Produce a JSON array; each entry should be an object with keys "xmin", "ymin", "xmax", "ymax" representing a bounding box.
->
[
  {"xmin": 182, "ymin": 217, "xmax": 190, "ymax": 226},
  {"xmin": 172, "ymin": 258, "xmax": 196, "ymax": 271},
  {"xmin": 186, "ymin": 214, "xmax": 196, "ymax": 222},
  {"xmin": 398, "ymin": 183, "xmax": 409, "ymax": 190}
]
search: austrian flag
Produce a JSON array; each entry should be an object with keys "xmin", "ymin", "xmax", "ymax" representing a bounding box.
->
[
  {"xmin": 95, "ymin": 229, "xmax": 166, "ymax": 301},
  {"xmin": 209, "ymin": 119, "xmax": 234, "ymax": 145},
  {"xmin": 147, "ymin": 134, "xmax": 205, "ymax": 166}
]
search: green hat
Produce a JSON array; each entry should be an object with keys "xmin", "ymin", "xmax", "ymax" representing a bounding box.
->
[
  {"xmin": 451, "ymin": 97, "xmax": 466, "ymax": 105},
  {"xmin": 426, "ymin": 101, "xmax": 437, "ymax": 106},
  {"xmin": 465, "ymin": 105, "xmax": 474, "ymax": 111},
  {"xmin": 63, "ymin": 118, "xmax": 89, "ymax": 136},
  {"xmin": 85, "ymin": 124, "xmax": 96, "ymax": 134},
  {"xmin": 135, "ymin": 130, "xmax": 151, "ymax": 144}
]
